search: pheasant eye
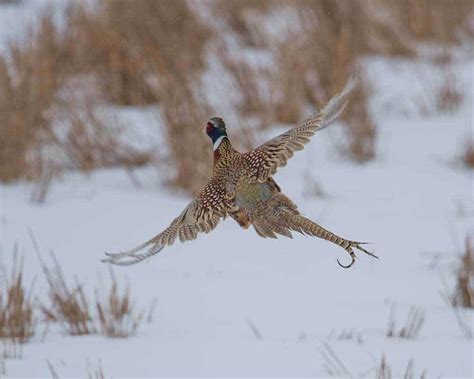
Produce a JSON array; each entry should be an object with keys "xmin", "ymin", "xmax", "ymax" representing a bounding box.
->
[{"xmin": 206, "ymin": 122, "xmax": 214, "ymax": 134}]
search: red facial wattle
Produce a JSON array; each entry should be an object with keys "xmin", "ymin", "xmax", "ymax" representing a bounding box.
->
[{"xmin": 206, "ymin": 122, "xmax": 214, "ymax": 134}]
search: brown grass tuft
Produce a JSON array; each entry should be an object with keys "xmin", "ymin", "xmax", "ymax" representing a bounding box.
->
[
  {"xmin": 439, "ymin": 237, "xmax": 473, "ymax": 339},
  {"xmin": 0, "ymin": 252, "xmax": 35, "ymax": 343},
  {"xmin": 453, "ymin": 237, "xmax": 474, "ymax": 308},
  {"xmin": 40, "ymin": 254, "xmax": 95, "ymax": 336},
  {"xmin": 462, "ymin": 141, "xmax": 474, "ymax": 169},
  {"xmin": 37, "ymin": 249, "xmax": 151, "ymax": 338},
  {"xmin": 95, "ymin": 271, "xmax": 144, "ymax": 338},
  {"xmin": 435, "ymin": 70, "xmax": 463, "ymax": 113},
  {"xmin": 376, "ymin": 356, "xmax": 426, "ymax": 379}
]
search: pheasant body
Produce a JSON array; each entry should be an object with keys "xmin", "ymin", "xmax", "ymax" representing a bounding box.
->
[{"xmin": 103, "ymin": 78, "xmax": 378, "ymax": 267}]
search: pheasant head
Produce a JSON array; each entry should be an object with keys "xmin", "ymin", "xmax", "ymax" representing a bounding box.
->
[{"xmin": 205, "ymin": 117, "xmax": 228, "ymax": 151}]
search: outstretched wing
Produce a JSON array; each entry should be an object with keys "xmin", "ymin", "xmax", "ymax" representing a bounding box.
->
[
  {"xmin": 102, "ymin": 179, "xmax": 231, "ymax": 266},
  {"xmin": 244, "ymin": 78, "xmax": 357, "ymax": 182}
]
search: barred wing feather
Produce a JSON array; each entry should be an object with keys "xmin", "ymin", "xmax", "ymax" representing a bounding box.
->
[
  {"xmin": 102, "ymin": 181, "xmax": 227, "ymax": 266},
  {"xmin": 244, "ymin": 77, "xmax": 357, "ymax": 182}
]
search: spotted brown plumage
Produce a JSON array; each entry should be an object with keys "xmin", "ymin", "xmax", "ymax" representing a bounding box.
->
[{"xmin": 102, "ymin": 78, "xmax": 378, "ymax": 267}]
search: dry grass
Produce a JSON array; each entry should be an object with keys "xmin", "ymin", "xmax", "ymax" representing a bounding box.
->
[
  {"xmin": 87, "ymin": 359, "xmax": 106, "ymax": 379},
  {"xmin": 439, "ymin": 237, "xmax": 473, "ymax": 339},
  {"xmin": 386, "ymin": 0, "xmax": 474, "ymax": 44},
  {"xmin": 236, "ymin": 0, "xmax": 380, "ymax": 162},
  {"xmin": 435, "ymin": 70, "xmax": 464, "ymax": 113},
  {"xmin": 328, "ymin": 328, "xmax": 364, "ymax": 344},
  {"xmin": 376, "ymin": 356, "xmax": 426, "ymax": 379},
  {"xmin": 37, "ymin": 246, "xmax": 151, "ymax": 338},
  {"xmin": 47, "ymin": 358, "xmax": 107, "ymax": 379},
  {"xmin": 46, "ymin": 360, "xmax": 60, "ymax": 379},
  {"xmin": 1, "ymin": 0, "xmax": 473, "ymax": 191},
  {"xmin": 0, "ymin": 5, "xmax": 154, "ymax": 195},
  {"xmin": 0, "ymin": 252, "xmax": 35, "ymax": 343},
  {"xmin": 95, "ymin": 271, "xmax": 144, "ymax": 338},
  {"xmin": 1, "ymin": 340, "xmax": 23, "ymax": 360},
  {"xmin": 442, "ymin": 237, "xmax": 474, "ymax": 312},
  {"xmin": 214, "ymin": 0, "xmax": 272, "ymax": 48},
  {"xmin": 461, "ymin": 141, "xmax": 474, "ymax": 169},
  {"xmin": 39, "ymin": 253, "xmax": 95, "ymax": 336},
  {"xmin": 67, "ymin": 0, "xmax": 210, "ymax": 105},
  {"xmin": 386, "ymin": 305, "xmax": 425, "ymax": 339},
  {"xmin": 57, "ymin": 104, "xmax": 152, "ymax": 173},
  {"xmin": 66, "ymin": 0, "xmax": 214, "ymax": 193},
  {"xmin": 40, "ymin": 256, "xmax": 149, "ymax": 338},
  {"xmin": 321, "ymin": 344, "xmax": 427, "ymax": 378},
  {"xmin": 451, "ymin": 238, "xmax": 474, "ymax": 308},
  {"xmin": 320, "ymin": 342, "xmax": 351, "ymax": 377},
  {"xmin": 0, "ymin": 12, "xmax": 67, "ymax": 184},
  {"xmin": 216, "ymin": 0, "xmax": 472, "ymax": 163}
]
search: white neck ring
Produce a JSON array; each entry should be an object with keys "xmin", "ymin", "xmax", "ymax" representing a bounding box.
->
[{"xmin": 213, "ymin": 136, "xmax": 226, "ymax": 151}]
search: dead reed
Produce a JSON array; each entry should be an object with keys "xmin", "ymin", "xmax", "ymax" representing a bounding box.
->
[
  {"xmin": 320, "ymin": 342, "xmax": 354, "ymax": 377},
  {"xmin": 451, "ymin": 237, "xmax": 473, "ymax": 308},
  {"xmin": 1, "ymin": 339, "xmax": 23, "ymax": 360},
  {"xmin": 87, "ymin": 359, "xmax": 106, "ymax": 379},
  {"xmin": 68, "ymin": 0, "xmax": 215, "ymax": 194},
  {"xmin": 0, "ymin": 11, "xmax": 67, "ymax": 184},
  {"xmin": 386, "ymin": 305, "xmax": 425, "ymax": 339},
  {"xmin": 0, "ymin": 4, "xmax": 155, "ymax": 195},
  {"xmin": 95, "ymin": 271, "xmax": 144, "ymax": 338},
  {"xmin": 441, "ymin": 237, "xmax": 474, "ymax": 310},
  {"xmin": 376, "ymin": 356, "xmax": 426, "ymax": 379},
  {"xmin": 386, "ymin": 0, "xmax": 474, "ymax": 44},
  {"xmin": 1, "ymin": 0, "xmax": 473, "ymax": 191},
  {"xmin": 461, "ymin": 141, "xmax": 474, "ymax": 169},
  {"xmin": 214, "ymin": 0, "xmax": 272, "ymax": 48},
  {"xmin": 439, "ymin": 237, "xmax": 473, "ymax": 339},
  {"xmin": 46, "ymin": 360, "xmax": 60, "ymax": 379},
  {"xmin": 40, "ymin": 255, "xmax": 149, "ymax": 338},
  {"xmin": 435, "ymin": 70, "xmax": 464, "ymax": 113},
  {"xmin": 0, "ymin": 252, "xmax": 35, "ymax": 343},
  {"xmin": 40, "ymin": 254, "xmax": 95, "ymax": 336}
]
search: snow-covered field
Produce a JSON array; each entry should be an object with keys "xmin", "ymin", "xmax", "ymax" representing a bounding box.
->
[{"xmin": 1, "ymin": 2, "xmax": 473, "ymax": 378}]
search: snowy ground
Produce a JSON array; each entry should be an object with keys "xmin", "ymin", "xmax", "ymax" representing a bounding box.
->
[
  {"xmin": 1, "ymin": 2, "xmax": 473, "ymax": 378},
  {"xmin": 2, "ymin": 68, "xmax": 473, "ymax": 377}
]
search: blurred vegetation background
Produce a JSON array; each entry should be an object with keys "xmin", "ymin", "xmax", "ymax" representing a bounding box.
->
[{"xmin": 0, "ymin": 0, "xmax": 472, "ymax": 199}]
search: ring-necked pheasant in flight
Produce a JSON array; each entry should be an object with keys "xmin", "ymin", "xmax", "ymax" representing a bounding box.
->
[{"xmin": 102, "ymin": 78, "xmax": 377, "ymax": 268}]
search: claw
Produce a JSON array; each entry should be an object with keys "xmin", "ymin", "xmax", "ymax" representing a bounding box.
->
[
  {"xmin": 336, "ymin": 242, "xmax": 378, "ymax": 268},
  {"xmin": 353, "ymin": 243, "xmax": 379, "ymax": 259},
  {"xmin": 337, "ymin": 254, "xmax": 355, "ymax": 269}
]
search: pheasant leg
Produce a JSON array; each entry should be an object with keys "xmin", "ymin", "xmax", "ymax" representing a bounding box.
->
[{"xmin": 286, "ymin": 214, "xmax": 378, "ymax": 268}]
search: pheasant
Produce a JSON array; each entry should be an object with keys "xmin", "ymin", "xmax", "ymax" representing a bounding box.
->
[{"xmin": 102, "ymin": 78, "xmax": 377, "ymax": 268}]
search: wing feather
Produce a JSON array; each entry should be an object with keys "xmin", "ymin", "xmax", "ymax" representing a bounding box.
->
[
  {"xmin": 244, "ymin": 77, "xmax": 357, "ymax": 182},
  {"xmin": 102, "ymin": 179, "xmax": 230, "ymax": 266}
]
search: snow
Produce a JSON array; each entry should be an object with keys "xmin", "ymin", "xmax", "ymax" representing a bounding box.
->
[{"xmin": 1, "ymin": 2, "xmax": 473, "ymax": 378}]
